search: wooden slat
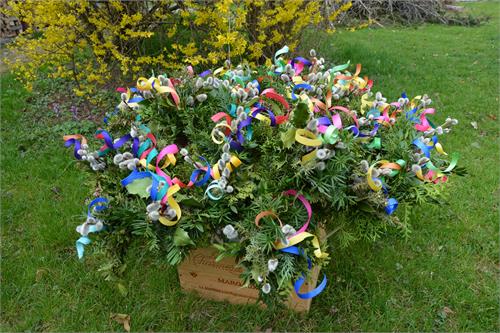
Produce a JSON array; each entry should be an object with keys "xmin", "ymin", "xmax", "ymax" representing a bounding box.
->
[{"xmin": 178, "ymin": 247, "xmax": 320, "ymax": 312}]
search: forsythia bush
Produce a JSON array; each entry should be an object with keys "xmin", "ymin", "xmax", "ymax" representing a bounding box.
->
[{"xmin": 3, "ymin": 0, "xmax": 352, "ymax": 95}]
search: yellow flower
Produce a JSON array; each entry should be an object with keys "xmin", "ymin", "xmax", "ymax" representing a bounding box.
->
[{"xmin": 5, "ymin": 0, "xmax": 351, "ymax": 96}]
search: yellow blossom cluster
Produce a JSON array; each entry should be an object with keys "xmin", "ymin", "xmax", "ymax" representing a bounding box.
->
[{"xmin": 3, "ymin": 0, "xmax": 352, "ymax": 95}]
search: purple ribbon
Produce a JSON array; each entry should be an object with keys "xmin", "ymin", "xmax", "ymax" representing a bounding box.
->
[{"xmin": 64, "ymin": 138, "xmax": 82, "ymax": 160}]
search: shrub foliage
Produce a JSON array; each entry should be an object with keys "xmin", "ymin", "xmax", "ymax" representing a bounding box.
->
[{"xmin": 3, "ymin": 0, "xmax": 352, "ymax": 96}]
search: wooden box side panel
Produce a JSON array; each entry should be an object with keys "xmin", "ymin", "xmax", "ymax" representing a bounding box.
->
[
  {"xmin": 178, "ymin": 248, "xmax": 260, "ymax": 305},
  {"xmin": 178, "ymin": 247, "xmax": 320, "ymax": 312},
  {"xmin": 285, "ymin": 265, "xmax": 320, "ymax": 312}
]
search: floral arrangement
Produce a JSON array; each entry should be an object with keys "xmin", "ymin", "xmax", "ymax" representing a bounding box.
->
[{"xmin": 64, "ymin": 46, "xmax": 461, "ymax": 305}]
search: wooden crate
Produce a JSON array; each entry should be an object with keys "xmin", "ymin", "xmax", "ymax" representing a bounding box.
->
[{"xmin": 178, "ymin": 247, "xmax": 320, "ymax": 312}]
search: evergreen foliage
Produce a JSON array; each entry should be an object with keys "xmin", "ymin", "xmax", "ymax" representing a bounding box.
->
[{"xmin": 65, "ymin": 48, "xmax": 462, "ymax": 304}]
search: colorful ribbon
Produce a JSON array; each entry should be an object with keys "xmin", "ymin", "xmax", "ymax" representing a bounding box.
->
[
  {"xmin": 279, "ymin": 246, "xmax": 328, "ymax": 299},
  {"xmin": 63, "ymin": 134, "xmax": 88, "ymax": 160},
  {"xmin": 76, "ymin": 197, "xmax": 108, "ymax": 259},
  {"xmin": 136, "ymin": 76, "xmax": 180, "ymax": 107}
]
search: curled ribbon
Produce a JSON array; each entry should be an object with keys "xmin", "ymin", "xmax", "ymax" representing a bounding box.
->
[
  {"xmin": 254, "ymin": 189, "xmax": 328, "ymax": 299},
  {"xmin": 76, "ymin": 197, "xmax": 108, "ymax": 259},
  {"xmin": 63, "ymin": 134, "xmax": 88, "ymax": 160},
  {"xmin": 366, "ymin": 161, "xmax": 401, "ymax": 214},
  {"xmin": 415, "ymin": 108, "xmax": 435, "ymax": 132},
  {"xmin": 120, "ymin": 169, "xmax": 182, "ymax": 226},
  {"xmin": 136, "ymin": 76, "xmax": 180, "ymax": 107},
  {"xmin": 295, "ymin": 129, "xmax": 322, "ymax": 147},
  {"xmin": 367, "ymin": 160, "xmax": 389, "ymax": 191},
  {"xmin": 291, "ymin": 83, "xmax": 313, "ymax": 101},
  {"xmin": 274, "ymin": 190, "xmax": 328, "ymax": 259},
  {"xmin": 279, "ymin": 246, "xmax": 328, "ymax": 299},
  {"xmin": 205, "ymin": 180, "xmax": 225, "ymax": 200},
  {"xmin": 212, "ymin": 155, "xmax": 242, "ymax": 180},
  {"xmin": 95, "ymin": 129, "xmax": 139, "ymax": 157},
  {"xmin": 255, "ymin": 211, "xmax": 283, "ymax": 228}
]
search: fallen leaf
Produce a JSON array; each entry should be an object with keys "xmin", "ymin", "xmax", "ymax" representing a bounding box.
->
[
  {"xmin": 117, "ymin": 282, "xmax": 128, "ymax": 297},
  {"xmin": 470, "ymin": 121, "xmax": 478, "ymax": 129},
  {"xmin": 330, "ymin": 306, "xmax": 339, "ymax": 315},
  {"xmin": 487, "ymin": 114, "xmax": 497, "ymax": 120},
  {"xmin": 110, "ymin": 313, "xmax": 130, "ymax": 332},
  {"xmin": 443, "ymin": 306, "xmax": 454, "ymax": 315},
  {"xmin": 36, "ymin": 268, "xmax": 48, "ymax": 282}
]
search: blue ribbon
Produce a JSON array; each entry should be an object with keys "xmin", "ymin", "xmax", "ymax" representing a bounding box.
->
[
  {"xmin": 381, "ymin": 184, "xmax": 399, "ymax": 215},
  {"xmin": 251, "ymin": 107, "xmax": 276, "ymax": 126},
  {"xmin": 199, "ymin": 70, "xmax": 212, "ymax": 77},
  {"xmin": 76, "ymin": 197, "xmax": 109, "ymax": 259},
  {"xmin": 189, "ymin": 156, "xmax": 211, "ymax": 187},
  {"xmin": 120, "ymin": 169, "xmax": 151, "ymax": 187},
  {"xmin": 64, "ymin": 138, "xmax": 82, "ymax": 160},
  {"xmin": 405, "ymin": 107, "xmax": 419, "ymax": 122},
  {"xmin": 87, "ymin": 197, "xmax": 108, "ymax": 217},
  {"xmin": 128, "ymin": 96, "xmax": 144, "ymax": 103},
  {"xmin": 412, "ymin": 138, "xmax": 432, "ymax": 158},
  {"xmin": 291, "ymin": 83, "xmax": 313, "ymax": 101},
  {"xmin": 279, "ymin": 245, "xmax": 328, "ymax": 299},
  {"xmin": 96, "ymin": 129, "xmax": 139, "ymax": 157},
  {"xmin": 385, "ymin": 198, "xmax": 399, "ymax": 215},
  {"xmin": 121, "ymin": 169, "xmax": 169, "ymax": 202},
  {"xmin": 292, "ymin": 56, "xmax": 312, "ymax": 67}
]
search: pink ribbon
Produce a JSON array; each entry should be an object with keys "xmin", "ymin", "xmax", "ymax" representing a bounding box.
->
[
  {"xmin": 329, "ymin": 105, "xmax": 359, "ymax": 128},
  {"xmin": 261, "ymin": 88, "xmax": 290, "ymax": 110},
  {"xmin": 282, "ymin": 190, "xmax": 312, "ymax": 236},
  {"xmin": 415, "ymin": 108, "xmax": 435, "ymax": 132},
  {"xmin": 155, "ymin": 144, "xmax": 178, "ymax": 191}
]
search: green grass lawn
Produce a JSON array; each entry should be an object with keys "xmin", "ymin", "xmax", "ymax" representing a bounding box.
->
[{"xmin": 1, "ymin": 1, "xmax": 498, "ymax": 331}]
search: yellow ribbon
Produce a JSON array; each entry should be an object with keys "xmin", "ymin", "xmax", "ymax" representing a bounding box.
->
[
  {"xmin": 295, "ymin": 129, "xmax": 322, "ymax": 147},
  {"xmin": 212, "ymin": 155, "xmax": 242, "ymax": 180},
  {"xmin": 137, "ymin": 77, "xmax": 159, "ymax": 91},
  {"xmin": 434, "ymin": 142, "xmax": 448, "ymax": 155},
  {"xmin": 295, "ymin": 129, "xmax": 322, "ymax": 165},
  {"xmin": 300, "ymin": 94, "xmax": 314, "ymax": 112},
  {"xmin": 360, "ymin": 93, "xmax": 372, "ymax": 114},
  {"xmin": 410, "ymin": 95, "xmax": 422, "ymax": 109},
  {"xmin": 301, "ymin": 149, "xmax": 317, "ymax": 165},
  {"xmin": 136, "ymin": 76, "xmax": 179, "ymax": 106},
  {"xmin": 139, "ymin": 153, "xmax": 176, "ymax": 171},
  {"xmin": 213, "ymin": 67, "xmax": 225, "ymax": 76},
  {"xmin": 254, "ymin": 113, "xmax": 272, "ymax": 125},
  {"xmin": 211, "ymin": 123, "xmax": 232, "ymax": 144},
  {"xmin": 367, "ymin": 160, "xmax": 389, "ymax": 191},
  {"xmin": 414, "ymin": 167, "xmax": 426, "ymax": 181},
  {"xmin": 275, "ymin": 232, "xmax": 328, "ymax": 259},
  {"xmin": 158, "ymin": 184, "xmax": 181, "ymax": 226},
  {"xmin": 292, "ymin": 75, "xmax": 304, "ymax": 84}
]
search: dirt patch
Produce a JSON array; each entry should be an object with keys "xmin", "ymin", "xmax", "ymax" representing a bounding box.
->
[{"xmin": 1, "ymin": 38, "xmax": 19, "ymax": 74}]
